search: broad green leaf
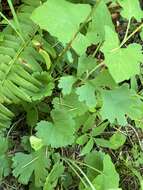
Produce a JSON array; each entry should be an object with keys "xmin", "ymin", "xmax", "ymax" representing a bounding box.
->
[
  {"xmin": 82, "ymin": 113, "xmax": 96, "ymax": 132},
  {"xmin": 44, "ymin": 162, "xmax": 64, "ymax": 190},
  {"xmin": 101, "ymin": 85, "xmax": 143, "ymax": 125},
  {"xmin": 76, "ymin": 134, "xmax": 89, "ymax": 145},
  {"xmin": 92, "ymin": 121, "xmax": 108, "ymax": 137},
  {"xmin": 135, "ymin": 120, "xmax": 143, "ymax": 129},
  {"xmin": 80, "ymin": 138, "xmax": 94, "ymax": 156},
  {"xmin": 90, "ymin": 0, "xmax": 115, "ymax": 41},
  {"xmin": 53, "ymin": 92, "xmax": 88, "ymax": 117},
  {"xmin": 26, "ymin": 106, "xmax": 38, "ymax": 128},
  {"xmin": 31, "ymin": 0, "xmax": 91, "ymax": 44},
  {"xmin": 95, "ymin": 132, "xmax": 126, "ymax": 150},
  {"xmin": 95, "ymin": 138, "xmax": 111, "ymax": 148},
  {"xmin": 72, "ymin": 0, "xmax": 115, "ymax": 54},
  {"xmin": 90, "ymin": 69, "xmax": 116, "ymax": 89},
  {"xmin": 77, "ymin": 55, "xmax": 97, "ymax": 77},
  {"xmin": 76, "ymin": 82, "xmax": 96, "ymax": 108},
  {"xmin": 101, "ymin": 26, "xmax": 143, "ymax": 83},
  {"xmin": 36, "ymin": 109, "xmax": 75, "ymax": 148},
  {"xmin": 74, "ymin": 112, "xmax": 95, "ymax": 131},
  {"xmin": 108, "ymin": 132, "xmax": 126, "ymax": 149},
  {"xmin": 93, "ymin": 155, "xmax": 119, "ymax": 190},
  {"xmin": 84, "ymin": 151, "xmax": 104, "ymax": 180},
  {"xmin": 72, "ymin": 33, "xmax": 94, "ymax": 55},
  {"xmin": 118, "ymin": 0, "xmax": 143, "ymax": 21},
  {"xmin": 12, "ymin": 148, "xmax": 49, "ymax": 186},
  {"xmin": 58, "ymin": 76, "xmax": 76, "ymax": 95}
]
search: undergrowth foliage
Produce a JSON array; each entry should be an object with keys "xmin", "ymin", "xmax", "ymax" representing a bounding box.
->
[{"xmin": 0, "ymin": 0, "xmax": 143, "ymax": 189}]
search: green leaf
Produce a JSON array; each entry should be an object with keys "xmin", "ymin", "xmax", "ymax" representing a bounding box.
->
[
  {"xmin": 31, "ymin": 0, "xmax": 91, "ymax": 44},
  {"xmin": 92, "ymin": 121, "xmax": 108, "ymax": 137},
  {"xmin": 76, "ymin": 82, "xmax": 96, "ymax": 108},
  {"xmin": 53, "ymin": 92, "xmax": 88, "ymax": 117},
  {"xmin": 58, "ymin": 76, "xmax": 76, "ymax": 95},
  {"xmin": 90, "ymin": 0, "xmax": 115, "ymax": 41},
  {"xmin": 101, "ymin": 85, "xmax": 143, "ymax": 125},
  {"xmin": 77, "ymin": 55, "xmax": 97, "ymax": 77},
  {"xmin": 72, "ymin": 33, "xmax": 94, "ymax": 55},
  {"xmin": 80, "ymin": 138, "xmax": 94, "ymax": 156},
  {"xmin": 95, "ymin": 132, "xmax": 126, "ymax": 150},
  {"xmin": 44, "ymin": 162, "xmax": 64, "ymax": 190},
  {"xmin": 30, "ymin": 136, "xmax": 44, "ymax": 151},
  {"xmin": 0, "ymin": 136, "xmax": 10, "ymax": 179},
  {"xmin": 26, "ymin": 106, "xmax": 38, "ymax": 128},
  {"xmin": 82, "ymin": 113, "xmax": 96, "ymax": 132},
  {"xmin": 101, "ymin": 26, "xmax": 143, "ymax": 83},
  {"xmin": 36, "ymin": 109, "xmax": 75, "ymax": 148},
  {"xmin": 72, "ymin": 0, "xmax": 115, "ymax": 54},
  {"xmin": 93, "ymin": 155, "xmax": 119, "ymax": 190},
  {"xmin": 90, "ymin": 69, "xmax": 116, "ymax": 89},
  {"xmin": 76, "ymin": 134, "xmax": 89, "ymax": 145},
  {"xmin": 12, "ymin": 148, "xmax": 49, "ymax": 186},
  {"xmin": 118, "ymin": 0, "xmax": 143, "ymax": 21},
  {"xmin": 84, "ymin": 151, "xmax": 104, "ymax": 181},
  {"xmin": 39, "ymin": 49, "xmax": 52, "ymax": 70},
  {"xmin": 108, "ymin": 132, "xmax": 126, "ymax": 149}
]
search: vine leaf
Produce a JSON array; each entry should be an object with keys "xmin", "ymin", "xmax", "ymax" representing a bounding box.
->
[
  {"xmin": 12, "ymin": 148, "xmax": 49, "ymax": 187},
  {"xmin": 53, "ymin": 92, "xmax": 88, "ymax": 118},
  {"xmin": 92, "ymin": 155, "xmax": 120, "ymax": 190},
  {"xmin": 77, "ymin": 55, "xmax": 97, "ymax": 77},
  {"xmin": 36, "ymin": 109, "xmax": 75, "ymax": 148},
  {"xmin": 31, "ymin": 0, "xmax": 91, "ymax": 44},
  {"xmin": 101, "ymin": 85, "xmax": 143, "ymax": 125},
  {"xmin": 101, "ymin": 26, "xmax": 143, "ymax": 83},
  {"xmin": 95, "ymin": 132, "xmax": 126, "ymax": 150},
  {"xmin": 90, "ymin": 0, "xmax": 115, "ymax": 41},
  {"xmin": 76, "ymin": 82, "xmax": 96, "ymax": 108},
  {"xmin": 44, "ymin": 162, "xmax": 64, "ymax": 190},
  {"xmin": 118, "ymin": 0, "xmax": 143, "ymax": 21},
  {"xmin": 58, "ymin": 75, "xmax": 76, "ymax": 95}
]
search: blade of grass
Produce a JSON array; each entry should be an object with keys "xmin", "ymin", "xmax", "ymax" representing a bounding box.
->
[
  {"xmin": 63, "ymin": 158, "xmax": 96, "ymax": 190},
  {"xmin": 63, "ymin": 158, "xmax": 88, "ymax": 188},
  {"xmin": 7, "ymin": 0, "xmax": 22, "ymax": 35},
  {"xmin": 0, "ymin": 11, "xmax": 25, "ymax": 42}
]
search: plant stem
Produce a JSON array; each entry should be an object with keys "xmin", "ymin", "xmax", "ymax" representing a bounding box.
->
[
  {"xmin": 120, "ymin": 18, "xmax": 131, "ymax": 47},
  {"xmin": 85, "ymin": 62, "xmax": 105, "ymax": 80},
  {"xmin": 62, "ymin": 158, "xmax": 88, "ymax": 188},
  {"xmin": 0, "ymin": 12, "xmax": 25, "ymax": 42},
  {"xmin": 64, "ymin": 158, "xmax": 96, "ymax": 190},
  {"xmin": 120, "ymin": 22, "xmax": 143, "ymax": 48},
  {"xmin": 58, "ymin": 0, "xmax": 102, "ymax": 59}
]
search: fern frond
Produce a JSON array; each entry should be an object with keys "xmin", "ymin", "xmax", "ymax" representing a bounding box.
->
[{"xmin": 0, "ymin": 0, "xmax": 54, "ymax": 130}]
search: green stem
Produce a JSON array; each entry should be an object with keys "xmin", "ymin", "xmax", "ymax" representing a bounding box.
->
[
  {"xmin": 85, "ymin": 62, "xmax": 105, "ymax": 80},
  {"xmin": 73, "ymin": 160, "xmax": 103, "ymax": 174},
  {"xmin": 120, "ymin": 18, "xmax": 131, "ymax": 47},
  {"xmin": 120, "ymin": 22, "xmax": 143, "ymax": 48},
  {"xmin": 63, "ymin": 158, "xmax": 88, "ymax": 188},
  {"xmin": 58, "ymin": 0, "xmax": 102, "ymax": 59},
  {"xmin": 0, "ymin": 12, "xmax": 25, "ymax": 42},
  {"xmin": 64, "ymin": 158, "xmax": 96, "ymax": 190}
]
